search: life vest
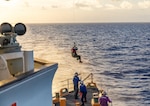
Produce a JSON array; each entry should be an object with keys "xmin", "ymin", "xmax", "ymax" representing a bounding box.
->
[{"xmin": 71, "ymin": 47, "xmax": 78, "ymax": 57}]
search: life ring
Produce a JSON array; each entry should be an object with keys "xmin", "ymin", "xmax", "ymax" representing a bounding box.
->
[{"xmin": 3, "ymin": 39, "xmax": 9, "ymax": 46}]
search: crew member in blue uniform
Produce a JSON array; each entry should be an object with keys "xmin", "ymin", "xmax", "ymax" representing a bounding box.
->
[
  {"xmin": 73, "ymin": 72, "xmax": 80, "ymax": 99},
  {"xmin": 80, "ymin": 81, "xmax": 87, "ymax": 106}
]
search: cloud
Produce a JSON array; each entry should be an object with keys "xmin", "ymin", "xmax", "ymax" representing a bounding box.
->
[
  {"xmin": 24, "ymin": 1, "xmax": 30, "ymax": 7},
  {"xmin": 51, "ymin": 5, "xmax": 58, "ymax": 8},
  {"xmin": 74, "ymin": 0, "xmax": 102, "ymax": 10},
  {"xmin": 105, "ymin": 4, "xmax": 118, "ymax": 10},
  {"xmin": 138, "ymin": 1, "xmax": 150, "ymax": 9},
  {"xmin": 49, "ymin": 1, "xmax": 72, "ymax": 8},
  {"xmin": 120, "ymin": 1, "xmax": 132, "ymax": 9},
  {"xmin": 111, "ymin": 0, "xmax": 121, "ymax": 1}
]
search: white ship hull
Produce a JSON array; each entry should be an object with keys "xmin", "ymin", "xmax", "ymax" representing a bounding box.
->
[{"xmin": 0, "ymin": 63, "xmax": 58, "ymax": 106}]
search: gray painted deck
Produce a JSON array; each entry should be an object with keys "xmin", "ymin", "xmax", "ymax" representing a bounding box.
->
[{"xmin": 65, "ymin": 87, "xmax": 99, "ymax": 106}]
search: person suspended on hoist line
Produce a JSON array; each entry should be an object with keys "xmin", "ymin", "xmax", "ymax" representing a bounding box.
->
[{"xmin": 71, "ymin": 42, "xmax": 82, "ymax": 63}]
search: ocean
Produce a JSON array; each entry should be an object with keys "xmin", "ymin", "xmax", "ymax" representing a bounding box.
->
[{"xmin": 17, "ymin": 23, "xmax": 150, "ymax": 106}]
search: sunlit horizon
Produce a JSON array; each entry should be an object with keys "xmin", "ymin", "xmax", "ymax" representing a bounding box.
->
[{"xmin": 0, "ymin": 0, "xmax": 150, "ymax": 24}]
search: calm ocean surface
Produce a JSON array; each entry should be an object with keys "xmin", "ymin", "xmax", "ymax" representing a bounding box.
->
[{"xmin": 18, "ymin": 23, "xmax": 150, "ymax": 106}]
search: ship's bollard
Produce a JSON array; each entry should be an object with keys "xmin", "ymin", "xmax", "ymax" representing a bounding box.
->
[
  {"xmin": 91, "ymin": 98, "xmax": 100, "ymax": 106},
  {"xmin": 59, "ymin": 98, "xmax": 66, "ymax": 106},
  {"xmin": 93, "ymin": 93, "xmax": 99, "ymax": 103},
  {"xmin": 75, "ymin": 102, "xmax": 80, "ymax": 106},
  {"xmin": 91, "ymin": 93, "xmax": 100, "ymax": 106},
  {"xmin": 56, "ymin": 92, "xmax": 60, "ymax": 99},
  {"xmin": 53, "ymin": 92, "xmax": 60, "ymax": 106}
]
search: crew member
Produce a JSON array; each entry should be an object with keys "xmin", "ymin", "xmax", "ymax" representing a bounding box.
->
[
  {"xmin": 99, "ymin": 91, "xmax": 112, "ymax": 106},
  {"xmin": 80, "ymin": 81, "xmax": 87, "ymax": 106},
  {"xmin": 73, "ymin": 72, "xmax": 80, "ymax": 99}
]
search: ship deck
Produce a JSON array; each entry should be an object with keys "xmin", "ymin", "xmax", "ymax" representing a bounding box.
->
[
  {"xmin": 66, "ymin": 87, "xmax": 99, "ymax": 106},
  {"xmin": 53, "ymin": 87, "xmax": 99, "ymax": 106}
]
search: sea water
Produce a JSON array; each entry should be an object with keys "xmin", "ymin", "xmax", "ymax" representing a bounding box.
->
[{"xmin": 17, "ymin": 23, "xmax": 150, "ymax": 106}]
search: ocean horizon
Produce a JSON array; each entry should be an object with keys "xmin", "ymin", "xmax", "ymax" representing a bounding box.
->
[{"xmin": 18, "ymin": 23, "xmax": 150, "ymax": 106}]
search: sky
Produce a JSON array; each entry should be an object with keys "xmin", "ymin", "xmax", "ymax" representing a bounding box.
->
[{"xmin": 0, "ymin": 0, "xmax": 150, "ymax": 23}]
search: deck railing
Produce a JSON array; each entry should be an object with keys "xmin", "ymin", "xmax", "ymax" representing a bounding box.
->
[{"xmin": 52, "ymin": 73, "xmax": 93, "ymax": 96}]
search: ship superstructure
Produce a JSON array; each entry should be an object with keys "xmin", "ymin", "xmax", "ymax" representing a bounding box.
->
[{"xmin": 0, "ymin": 22, "xmax": 58, "ymax": 106}]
